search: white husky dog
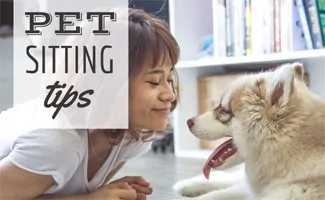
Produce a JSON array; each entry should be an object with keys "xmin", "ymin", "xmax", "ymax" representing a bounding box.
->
[{"xmin": 173, "ymin": 63, "xmax": 325, "ymax": 200}]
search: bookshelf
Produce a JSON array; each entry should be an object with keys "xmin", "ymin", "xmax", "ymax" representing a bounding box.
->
[
  {"xmin": 176, "ymin": 49, "xmax": 325, "ymax": 69},
  {"xmin": 168, "ymin": 0, "xmax": 325, "ymax": 158}
]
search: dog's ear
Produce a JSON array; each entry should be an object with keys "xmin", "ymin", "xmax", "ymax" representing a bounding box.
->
[{"xmin": 267, "ymin": 63, "xmax": 304, "ymax": 106}]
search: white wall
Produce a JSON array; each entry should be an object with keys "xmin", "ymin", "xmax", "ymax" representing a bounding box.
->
[
  {"xmin": 305, "ymin": 58, "xmax": 325, "ymax": 99},
  {"xmin": 0, "ymin": 38, "xmax": 13, "ymax": 112}
]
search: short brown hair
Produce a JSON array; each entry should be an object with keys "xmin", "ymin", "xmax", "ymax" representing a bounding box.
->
[{"xmin": 103, "ymin": 8, "xmax": 180, "ymax": 144}]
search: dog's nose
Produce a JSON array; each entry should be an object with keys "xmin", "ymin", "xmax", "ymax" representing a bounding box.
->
[{"xmin": 187, "ymin": 118, "xmax": 194, "ymax": 129}]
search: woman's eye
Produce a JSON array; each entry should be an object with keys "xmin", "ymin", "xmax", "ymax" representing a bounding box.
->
[
  {"xmin": 167, "ymin": 79, "xmax": 174, "ymax": 84},
  {"xmin": 147, "ymin": 81, "xmax": 159, "ymax": 86}
]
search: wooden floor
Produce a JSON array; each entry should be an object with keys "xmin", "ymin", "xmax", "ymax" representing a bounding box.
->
[{"xmin": 114, "ymin": 150, "xmax": 206, "ymax": 200}]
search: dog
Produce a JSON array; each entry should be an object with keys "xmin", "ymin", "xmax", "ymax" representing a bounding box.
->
[{"xmin": 173, "ymin": 63, "xmax": 325, "ymax": 200}]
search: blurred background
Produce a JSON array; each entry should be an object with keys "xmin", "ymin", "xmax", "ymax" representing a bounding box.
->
[{"xmin": 1, "ymin": 0, "xmax": 325, "ymax": 199}]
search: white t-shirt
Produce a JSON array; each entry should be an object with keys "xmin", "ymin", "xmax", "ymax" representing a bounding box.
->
[{"xmin": 0, "ymin": 101, "xmax": 152, "ymax": 195}]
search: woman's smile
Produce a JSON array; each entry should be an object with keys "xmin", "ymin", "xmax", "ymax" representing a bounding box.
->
[{"xmin": 152, "ymin": 108, "xmax": 171, "ymax": 117}]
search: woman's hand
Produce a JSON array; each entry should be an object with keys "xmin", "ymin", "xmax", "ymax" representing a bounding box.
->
[
  {"xmin": 89, "ymin": 181, "xmax": 137, "ymax": 200},
  {"xmin": 110, "ymin": 176, "xmax": 153, "ymax": 200}
]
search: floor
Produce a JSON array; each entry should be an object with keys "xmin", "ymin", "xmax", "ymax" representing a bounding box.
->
[{"xmin": 114, "ymin": 150, "xmax": 207, "ymax": 200}]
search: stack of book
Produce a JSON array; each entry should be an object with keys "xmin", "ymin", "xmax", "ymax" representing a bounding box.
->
[{"xmin": 213, "ymin": 0, "xmax": 325, "ymax": 57}]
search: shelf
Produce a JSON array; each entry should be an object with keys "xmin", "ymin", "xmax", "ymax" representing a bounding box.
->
[
  {"xmin": 176, "ymin": 49, "xmax": 325, "ymax": 69},
  {"xmin": 169, "ymin": 0, "xmax": 325, "ymax": 159}
]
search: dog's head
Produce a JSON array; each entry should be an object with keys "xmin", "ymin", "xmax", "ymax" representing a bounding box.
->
[{"xmin": 188, "ymin": 63, "xmax": 313, "ymax": 178}]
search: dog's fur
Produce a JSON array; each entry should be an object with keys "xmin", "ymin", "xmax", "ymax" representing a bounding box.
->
[{"xmin": 173, "ymin": 63, "xmax": 325, "ymax": 200}]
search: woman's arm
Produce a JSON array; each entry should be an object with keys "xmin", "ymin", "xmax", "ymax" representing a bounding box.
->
[
  {"xmin": 0, "ymin": 159, "xmax": 56, "ymax": 200},
  {"xmin": 36, "ymin": 161, "xmax": 151, "ymax": 200},
  {"xmin": 1, "ymin": 155, "xmax": 132, "ymax": 200},
  {"xmin": 1, "ymin": 159, "xmax": 102, "ymax": 200},
  {"xmin": 0, "ymin": 159, "xmax": 132, "ymax": 200},
  {"xmin": 34, "ymin": 194, "xmax": 91, "ymax": 200}
]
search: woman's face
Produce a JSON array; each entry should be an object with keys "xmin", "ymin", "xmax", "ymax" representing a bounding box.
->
[{"xmin": 129, "ymin": 63, "xmax": 176, "ymax": 131}]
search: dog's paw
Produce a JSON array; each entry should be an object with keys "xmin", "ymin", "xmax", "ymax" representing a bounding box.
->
[{"xmin": 173, "ymin": 177, "xmax": 217, "ymax": 197}]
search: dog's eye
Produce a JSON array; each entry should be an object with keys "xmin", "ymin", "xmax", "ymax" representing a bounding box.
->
[{"xmin": 221, "ymin": 109, "xmax": 232, "ymax": 116}]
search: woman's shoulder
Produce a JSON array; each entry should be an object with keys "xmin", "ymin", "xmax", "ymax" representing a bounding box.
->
[
  {"xmin": 0, "ymin": 98, "xmax": 81, "ymax": 131},
  {"xmin": 15, "ymin": 128, "xmax": 87, "ymax": 148},
  {"xmin": 0, "ymin": 100, "xmax": 88, "ymax": 151},
  {"xmin": 3, "ymin": 128, "xmax": 88, "ymax": 164}
]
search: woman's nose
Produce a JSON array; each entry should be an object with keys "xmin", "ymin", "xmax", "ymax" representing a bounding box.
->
[{"xmin": 160, "ymin": 85, "xmax": 176, "ymax": 102}]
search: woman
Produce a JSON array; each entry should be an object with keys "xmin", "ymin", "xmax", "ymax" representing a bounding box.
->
[{"xmin": 0, "ymin": 8, "xmax": 180, "ymax": 200}]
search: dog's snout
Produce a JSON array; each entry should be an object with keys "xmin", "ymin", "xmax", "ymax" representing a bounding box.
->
[{"xmin": 187, "ymin": 118, "xmax": 194, "ymax": 129}]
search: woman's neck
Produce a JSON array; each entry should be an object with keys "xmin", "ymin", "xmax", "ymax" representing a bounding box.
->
[{"xmin": 88, "ymin": 131, "xmax": 113, "ymax": 161}]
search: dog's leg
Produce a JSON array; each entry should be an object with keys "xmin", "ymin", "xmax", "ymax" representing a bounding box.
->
[
  {"xmin": 173, "ymin": 174, "xmax": 223, "ymax": 198},
  {"xmin": 173, "ymin": 165, "xmax": 246, "ymax": 198},
  {"xmin": 256, "ymin": 182, "xmax": 325, "ymax": 200},
  {"xmin": 173, "ymin": 181, "xmax": 252, "ymax": 200}
]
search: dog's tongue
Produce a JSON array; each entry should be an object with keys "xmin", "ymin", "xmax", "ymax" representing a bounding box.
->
[{"xmin": 202, "ymin": 138, "xmax": 234, "ymax": 179}]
